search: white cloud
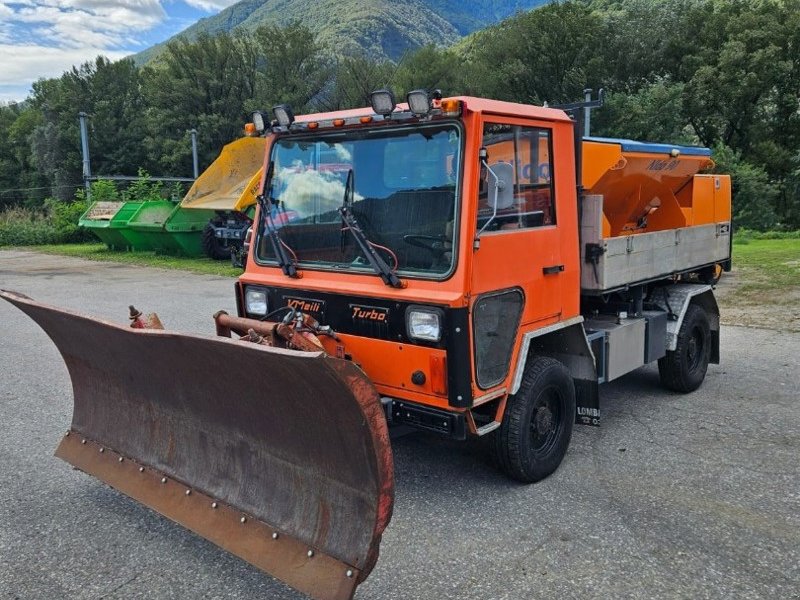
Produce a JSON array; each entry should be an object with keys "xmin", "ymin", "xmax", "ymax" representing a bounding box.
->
[
  {"xmin": 0, "ymin": 0, "xmax": 169, "ymax": 99},
  {"xmin": 0, "ymin": 0, "xmax": 235, "ymax": 101},
  {"xmin": 11, "ymin": 1, "xmax": 166, "ymax": 48},
  {"xmin": 182, "ymin": 0, "xmax": 238, "ymax": 11},
  {"xmin": 0, "ymin": 43, "xmax": 131, "ymax": 90}
]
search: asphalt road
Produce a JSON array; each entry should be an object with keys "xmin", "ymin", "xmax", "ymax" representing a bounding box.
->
[{"xmin": 1, "ymin": 249, "xmax": 798, "ymax": 600}]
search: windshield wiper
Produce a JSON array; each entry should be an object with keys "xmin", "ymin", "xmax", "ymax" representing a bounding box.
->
[
  {"xmin": 338, "ymin": 169, "xmax": 403, "ymax": 288},
  {"xmin": 258, "ymin": 160, "xmax": 297, "ymax": 278}
]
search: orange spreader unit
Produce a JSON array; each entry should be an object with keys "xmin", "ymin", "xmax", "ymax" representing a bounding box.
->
[{"xmin": 582, "ymin": 137, "xmax": 729, "ymax": 238}]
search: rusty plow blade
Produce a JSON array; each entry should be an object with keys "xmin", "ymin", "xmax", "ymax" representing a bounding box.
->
[{"xmin": 1, "ymin": 290, "xmax": 393, "ymax": 600}]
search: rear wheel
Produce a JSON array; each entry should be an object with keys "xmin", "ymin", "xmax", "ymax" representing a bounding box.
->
[
  {"xmin": 698, "ymin": 263, "xmax": 723, "ymax": 285},
  {"xmin": 658, "ymin": 303, "xmax": 710, "ymax": 392},
  {"xmin": 492, "ymin": 356, "xmax": 575, "ymax": 483},
  {"xmin": 202, "ymin": 221, "xmax": 233, "ymax": 260}
]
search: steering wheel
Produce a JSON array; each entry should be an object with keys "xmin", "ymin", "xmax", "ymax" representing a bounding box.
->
[{"xmin": 403, "ymin": 234, "xmax": 451, "ymax": 256}]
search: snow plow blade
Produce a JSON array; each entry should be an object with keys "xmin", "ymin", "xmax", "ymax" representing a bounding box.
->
[{"xmin": 1, "ymin": 290, "xmax": 393, "ymax": 600}]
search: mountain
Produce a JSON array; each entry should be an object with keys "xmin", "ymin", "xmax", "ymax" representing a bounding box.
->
[{"xmin": 134, "ymin": 0, "xmax": 551, "ymax": 65}]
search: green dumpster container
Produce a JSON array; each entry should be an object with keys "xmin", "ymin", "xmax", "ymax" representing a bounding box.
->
[
  {"xmin": 125, "ymin": 202, "xmax": 211, "ymax": 256},
  {"xmin": 164, "ymin": 206, "xmax": 215, "ymax": 257},
  {"xmin": 124, "ymin": 201, "xmax": 182, "ymax": 253},
  {"xmin": 78, "ymin": 201, "xmax": 131, "ymax": 249},
  {"xmin": 110, "ymin": 201, "xmax": 148, "ymax": 249}
]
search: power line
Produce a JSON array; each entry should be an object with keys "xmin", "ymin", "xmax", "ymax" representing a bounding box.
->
[{"xmin": 0, "ymin": 183, "xmax": 82, "ymax": 195}]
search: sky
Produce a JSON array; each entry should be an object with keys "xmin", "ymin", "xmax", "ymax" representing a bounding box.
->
[{"xmin": 0, "ymin": 0, "xmax": 239, "ymax": 102}]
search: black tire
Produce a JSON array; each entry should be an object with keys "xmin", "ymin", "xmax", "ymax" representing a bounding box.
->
[
  {"xmin": 492, "ymin": 356, "xmax": 575, "ymax": 483},
  {"xmin": 658, "ymin": 303, "xmax": 711, "ymax": 393},
  {"xmin": 202, "ymin": 222, "xmax": 232, "ymax": 261}
]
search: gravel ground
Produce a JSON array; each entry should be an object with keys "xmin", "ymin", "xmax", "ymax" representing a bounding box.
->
[{"xmin": 1, "ymin": 249, "xmax": 798, "ymax": 600}]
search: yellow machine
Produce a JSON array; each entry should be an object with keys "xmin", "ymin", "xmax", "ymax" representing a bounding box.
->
[{"xmin": 180, "ymin": 136, "xmax": 266, "ymax": 261}]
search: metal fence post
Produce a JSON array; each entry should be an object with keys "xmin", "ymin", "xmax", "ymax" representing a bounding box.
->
[
  {"xmin": 190, "ymin": 129, "xmax": 199, "ymax": 179},
  {"xmin": 583, "ymin": 89, "xmax": 592, "ymax": 136},
  {"xmin": 79, "ymin": 112, "xmax": 92, "ymax": 201}
]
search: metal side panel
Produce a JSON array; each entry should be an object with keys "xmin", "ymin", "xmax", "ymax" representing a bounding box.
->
[
  {"xmin": 580, "ymin": 194, "xmax": 604, "ymax": 290},
  {"xmin": 581, "ymin": 196, "xmax": 731, "ymax": 292},
  {"xmin": 584, "ymin": 316, "xmax": 646, "ymax": 382}
]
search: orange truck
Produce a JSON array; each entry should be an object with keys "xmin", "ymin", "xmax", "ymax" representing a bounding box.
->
[{"xmin": 1, "ymin": 91, "xmax": 731, "ymax": 600}]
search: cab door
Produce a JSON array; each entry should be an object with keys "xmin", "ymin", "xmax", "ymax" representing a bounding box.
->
[{"xmin": 469, "ymin": 119, "xmax": 564, "ymax": 391}]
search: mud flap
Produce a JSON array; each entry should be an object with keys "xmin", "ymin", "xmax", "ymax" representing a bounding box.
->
[{"xmin": 1, "ymin": 290, "xmax": 393, "ymax": 600}]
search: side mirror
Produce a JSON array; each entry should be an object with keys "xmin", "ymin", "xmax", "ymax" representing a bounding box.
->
[{"xmin": 477, "ymin": 161, "xmax": 514, "ymax": 236}]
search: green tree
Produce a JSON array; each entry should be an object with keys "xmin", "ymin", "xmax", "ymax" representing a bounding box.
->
[
  {"xmin": 593, "ymin": 79, "xmax": 695, "ymax": 144},
  {"xmin": 142, "ymin": 32, "xmax": 257, "ymax": 175},
  {"xmin": 29, "ymin": 57, "xmax": 148, "ymax": 200},
  {"xmin": 679, "ymin": 1, "xmax": 799, "ymax": 163},
  {"xmin": 712, "ymin": 144, "xmax": 779, "ymax": 231},
  {"xmin": 392, "ymin": 45, "xmax": 463, "ymax": 97},
  {"xmin": 322, "ymin": 54, "xmax": 395, "ymax": 110},
  {"xmin": 249, "ymin": 22, "xmax": 332, "ymax": 112},
  {"xmin": 7, "ymin": 105, "xmax": 46, "ymax": 207},
  {"xmin": 0, "ymin": 104, "xmax": 23, "ymax": 208},
  {"xmin": 461, "ymin": 1, "xmax": 606, "ymax": 104}
]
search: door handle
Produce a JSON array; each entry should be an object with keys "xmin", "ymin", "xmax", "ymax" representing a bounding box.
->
[{"xmin": 543, "ymin": 264, "xmax": 564, "ymax": 275}]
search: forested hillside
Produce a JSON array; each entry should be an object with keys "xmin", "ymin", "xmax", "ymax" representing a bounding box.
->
[
  {"xmin": 1, "ymin": 0, "xmax": 798, "ymax": 231},
  {"xmin": 135, "ymin": 0, "xmax": 549, "ymax": 64}
]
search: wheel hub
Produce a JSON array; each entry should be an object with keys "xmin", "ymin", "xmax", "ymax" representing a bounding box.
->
[
  {"xmin": 687, "ymin": 327, "xmax": 703, "ymax": 370},
  {"xmin": 533, "ymin": 406, "xmax": 554, "ymax": 436}
]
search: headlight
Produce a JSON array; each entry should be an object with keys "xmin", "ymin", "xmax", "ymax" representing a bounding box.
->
[
  {"xmin": 251, "ymin": 111, "xmax": 267, "ymax": 133},
  {"xmin": 272, "ymin": 104, "xmax": 295, "ymax": 128},
  {"xmin": 245, "ymin": 287, "xmax": 267, "ymax": 316},
  {"xmin": 370, "ymin": 89, "xmax": 396, "ymax": 116},
  {"xmin": 406, "ymin": 89, "xmax": 431, "ymax": 116},
  {"xmin": 407, "ymin": 308, "xmax": 442, "ymax": 342}
]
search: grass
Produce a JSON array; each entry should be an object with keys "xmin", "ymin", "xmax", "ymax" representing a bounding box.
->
[
  {"xmin": 27, "ymin": 243, "xmax": 241, "ymax": 277},
  {"xmin": 729, "ymin": 238, "xmax": 800, "ymax": 296},
  {"xmin": 733, "ymin": 229, "xmax": 800, "ymax": 242},
  {"xmin": 718, "ymin": 238, "xmax": 800, "ymax": 333},
  {"xmin": 716, "ymin": 237, "xmax": 800, "ymax": 331}
]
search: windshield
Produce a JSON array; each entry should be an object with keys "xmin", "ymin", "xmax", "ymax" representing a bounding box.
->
[{"xmin": 256, "ymin": 123, "xmax": 462, "ymax": 278}]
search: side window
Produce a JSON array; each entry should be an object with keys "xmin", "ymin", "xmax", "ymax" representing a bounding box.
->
[{"xmin": 479, "ymin": 123, "xmax": 555, "ymax": 232}]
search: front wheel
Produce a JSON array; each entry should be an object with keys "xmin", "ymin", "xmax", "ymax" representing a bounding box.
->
[
  {"xmin": 658, "ymin": 303, "xmax": 711, "ymax": 393},
  {"xmin": 202, "ymin": 221, "xmax": 236, "ymax": 261},
  {"xmin": 491, "ymin": 356, "xmax": 575, "ymax": 483}
]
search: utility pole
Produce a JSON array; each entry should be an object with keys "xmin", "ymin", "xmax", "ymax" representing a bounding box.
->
[
  {"xmin": 190, "ymin": 129, "xmax": 199, "ymax": 179},
  {"xmin": 583, "ymin": 89, "xmax": 592, "ymax": 136},
  {"xmin": 78, "ymin": 112, "xmax": 92, "ymax": 201}
]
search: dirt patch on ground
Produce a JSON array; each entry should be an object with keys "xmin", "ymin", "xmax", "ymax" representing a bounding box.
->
[{"xmin": 715, "ymin": 267, "xmax": 800, "ymax": 332}]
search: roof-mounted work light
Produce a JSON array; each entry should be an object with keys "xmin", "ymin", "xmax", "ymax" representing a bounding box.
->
[
  {"xmin": 370, "ymin": 89, "xmax": 396, "ymax": 116},
  {"xmin": 251, "ymin": 111, "xmax": 268, "ymax": 133},
  {"xmin": 406, "ymin": 89, "xmax": 431, "ymax": 116},
  {"xmin": 272, "ymin": 104, "xmax": 295, "ymax": 128}
]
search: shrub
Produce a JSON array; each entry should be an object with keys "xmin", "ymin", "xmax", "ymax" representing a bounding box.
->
[
  {"xmin": 0, "ymin": 198, "xmax": 93, "ymax": 246},
  {"xmin": 712, "ymin": 144, "xmax": 780, "ymax": 231},
  {"xmin": 123, "ymin": 169, "xmax": 165, "ymax": 202},
  {"xmin": 45, "ymin": 198, "xmax": 93, "ymax": 243},
  {"xmin": 0, "ymin": 207, "xmax": 59, "ymax": 246},
  {"xmin": 76, "ymin": 179, "xmax": 120, "ymax": 204}
]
